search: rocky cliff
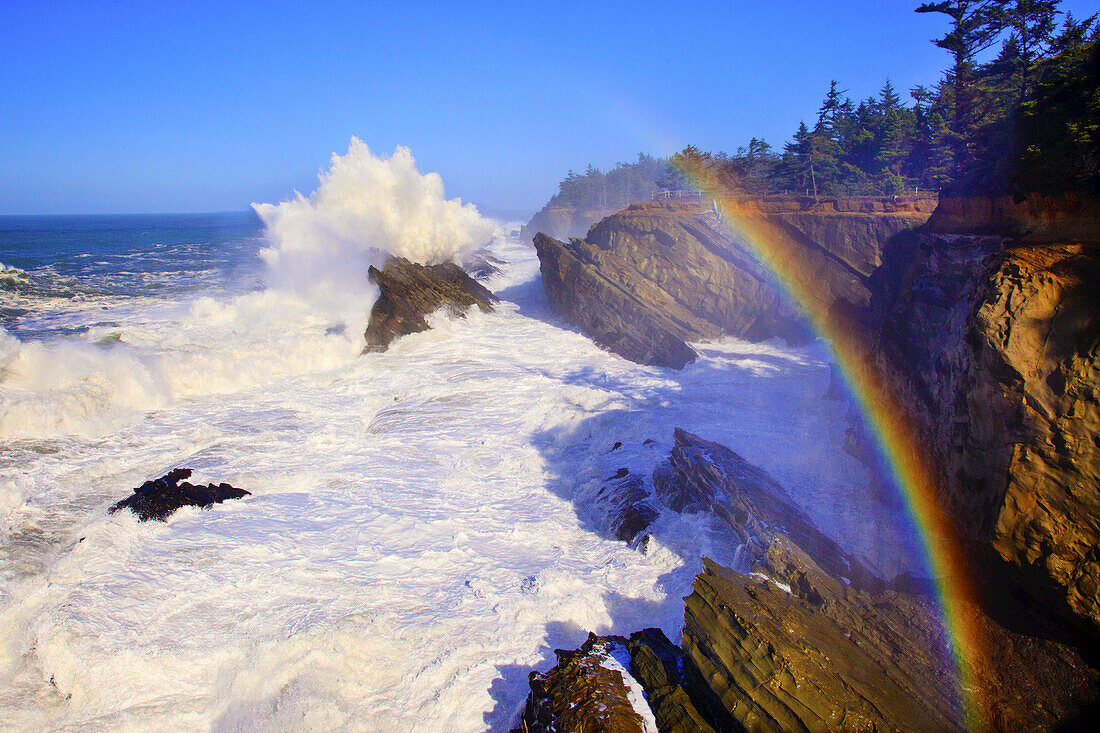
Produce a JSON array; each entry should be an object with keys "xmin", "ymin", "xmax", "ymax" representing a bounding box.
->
[
  {"xmin": 362, "ymin": 256, "xmax": 498, "ymax": 352},
  {"xmin": 516, "ymin": 429, "xmax": 1099, "ymax": 731},
  {"xmin": 536, "ymin": 192, "xmax": 1100, "ymax": 639},
  {"xmin": 520, "ymin": 193, "xmax": 1100, "ymax": 729},
  {"xmin": 519, "ymin": 202, "xmax": 623, "ymax": 243},
  {"xmin": 871, "ymin": 197, "xmax": 1100, "ymax": 641},
  {"xmin": 535, "ymin": 197, "xmax": 935, "ymax": 367}
]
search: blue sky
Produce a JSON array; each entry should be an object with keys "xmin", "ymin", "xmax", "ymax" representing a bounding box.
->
[{"xmin": 2, "ymin": 0, "xmax": 1096, "ymax": 215}]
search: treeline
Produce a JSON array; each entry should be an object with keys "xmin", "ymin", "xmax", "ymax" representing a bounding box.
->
[
  {"xmin": 549, "ymin": 1, "xmax": 1098, "ymax": 206},
  {"xmin": 546, "ymin": 154, "xmax": 670, "ymax": 211}
]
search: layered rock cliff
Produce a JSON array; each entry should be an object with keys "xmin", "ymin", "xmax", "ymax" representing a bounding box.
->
[
  {"xmin": 521, "ymin": 193, "xmax": 1100, "ymax": 729},
  {"xmin": 516, "ymin": 429, "xmax": 1099, "ymax": 732},
  {"xmin": 535, "ymin": 192, "xmax": 1099, "ymax": 639},
  {"xmin": 871, "ymin": 197, "xmax": 1100, "ymax": 640},
  {"xmin": 535, "ymin": 197, "xmax": 935, "ymax": 367}
]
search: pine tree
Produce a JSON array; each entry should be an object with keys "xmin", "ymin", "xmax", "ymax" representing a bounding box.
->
[
  {"xmin": 1002, "ymin": 0, "xmax": 1060, "ymax": 103},
  {"xmin": 916, "ymin": 1, "xmax": 1007, "ymax": 184}
]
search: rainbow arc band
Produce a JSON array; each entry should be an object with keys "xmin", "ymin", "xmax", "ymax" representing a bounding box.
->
[{"xmin": 673, "ymin": 160, "xmax": 988, "ymax": 730}]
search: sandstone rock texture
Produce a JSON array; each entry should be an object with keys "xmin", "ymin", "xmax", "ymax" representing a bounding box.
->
[
  {"xmin": 363, "ymin": 256, "xmax": 498, "ymax": 352},
  {"xmin": 109, "ymin": 468, "xmax": 249, "ymax": 522},
  {"xmin": 535, "ymin": 198, "xmax": 934, "ymax": 368},
  {"xmin": 871, "ymin": 197, "xmax": 1100, "ymax": 639}
]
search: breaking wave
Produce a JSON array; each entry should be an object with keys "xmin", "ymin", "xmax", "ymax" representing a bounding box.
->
[{"xmin": 0, "ymin": 140, "xmax": 499, "ymax": 440}]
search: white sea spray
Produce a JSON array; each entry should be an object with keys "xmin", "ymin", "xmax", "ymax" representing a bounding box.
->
[
  {"xmin": 252, "ymin": 137, "xmax": 495, "ymax": 334},
  {"xmin": 0, "ymin": 141, "xmax": 498, "ymax": 441}
]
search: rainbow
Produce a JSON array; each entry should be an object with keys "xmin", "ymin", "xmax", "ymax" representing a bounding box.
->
[{"xmin": 673, "ymin": 161, "xmax": 989, "ymax": 730}]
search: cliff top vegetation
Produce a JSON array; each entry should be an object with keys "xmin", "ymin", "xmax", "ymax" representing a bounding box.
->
[{"xmin": 545, "ymin": 1, "xmax": 1098, "ymax": 209}]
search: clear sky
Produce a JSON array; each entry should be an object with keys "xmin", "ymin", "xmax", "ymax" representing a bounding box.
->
[{"xmin": 2, "ymin": 0, "xmax": 1096, "ymax": 215}]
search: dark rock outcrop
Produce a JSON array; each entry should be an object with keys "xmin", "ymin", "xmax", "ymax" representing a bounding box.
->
[
  {"xmin": 654, "ymin": 428, "xmax": 882, "ymax": 589},
  {"xmin": 514, "ymin": 628, "xmax": 733, "ymax": 733},
  {"xmin": 109, "ymin": 469, "xmax": 249, "ymax": 522},
  {"xmin": 535, "ymin": 198, "xmax": 933, "ymax": 368},
  {"xmin": 870, "ymin": 197, "xmax": 1100, "ymax": 640},
  {"xmin": 595, "ymin": 471, "xmax": 660, "ymax": 543},
  {"xmin": 363, "ymin": 256, "xmax": 498, "ymax": 352}
]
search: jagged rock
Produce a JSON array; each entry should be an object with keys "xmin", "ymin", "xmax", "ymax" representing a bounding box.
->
[
  {"xmin": 653, "ymin": 428, "xmax": 881, "ymax": 588},
  {"xmin": 109, "ymin": 469, "xmax": 249, "ymax": 522},
  {"xmin": 462, "ymin": 248, "xmax": 506, "ymax": 281},
  {"xmin": 535, "ymin": 198, "xmax": 932, "ymax": 368},
  {"xmin": 601, "ymin": 473, "xmax": 660, "ymax": 543},
  {"xmin": 534, "ymin": 230, "xmax": 699, "ymax": 368},
  {"xmin": 517, "ymin": 430, "xmax": 1098, "ymax": 731},
  {"xmin": 625, "ymin": 628, "xmax": 735, "ymax": 733},
  {"xmin": 576, "ymin": 468, "xmax": 661, "ymax": 544},
  {"xmin": 363, "ymin": 256, "xmax": 498, "ymax": 352},
  {"xmin": 513, "ymin": 632, "xmax": 655, "ymax": 733},
  {"xmin": 870, "ymin": 197, "xmax": 1100, "ymax": 639}
]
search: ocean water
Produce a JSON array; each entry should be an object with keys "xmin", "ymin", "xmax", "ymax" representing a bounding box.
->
[{"xmin": 0, "ymin": 154, "xmax": 921, "ymax": 730}]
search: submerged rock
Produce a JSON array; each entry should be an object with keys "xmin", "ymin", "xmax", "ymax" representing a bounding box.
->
[
  {"xmin": 462, "ymin": 248, "xmax": 507, "ymax": 281},
  {"xmin": 363, "ymin": 256, "xmax": 499, "ymax": 352},
  {"xmin": 109, "ymin": 469, "xmax": 250, "ymax": 522},
  {"xmin": 598, "ymin": 473, "xmax": 660, "ymax": 543}
]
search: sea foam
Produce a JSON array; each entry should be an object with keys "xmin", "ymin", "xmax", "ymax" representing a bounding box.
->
[{"xmin": 0, "ymin": 140, "xmax": 497, "ymax": 441}]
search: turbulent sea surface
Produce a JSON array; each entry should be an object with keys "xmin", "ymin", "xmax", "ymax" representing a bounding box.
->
[{"xmin": 0, "ymin": 211, "xmax": 920, "ymax": 730}]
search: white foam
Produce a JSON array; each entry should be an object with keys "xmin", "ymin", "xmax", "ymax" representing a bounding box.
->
[
  {"xmin": 0, "ymin": 231, "xmax": 921, "ymax": 730},
  {"xmin": 602, "ymin": 641, "xmax": 659, "ymax": 733},
  {"xmin": 252, "ymin": 138, "xmax": 494, "ymax": 334},
  {"xmin": 0, "ymin": 140, "xmax": 499, "ymax": 441}
]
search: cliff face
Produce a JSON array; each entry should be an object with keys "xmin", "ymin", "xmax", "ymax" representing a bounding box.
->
[
  {"xmin": 519, "ymin": 203, "xmax": 622, "ymax": 242},
  {"xmin": 536, "ymin": 192, "xmax": 1100, "ymax": 638},
  {"xmin": 871, "ymin": 203, "xmax": 1100, "ymax": 638},
  {"xmin": 518, "ymin": 194, "xmax": 1100, "ymax": 730},
  {"xmin": 535, "ymin": 198, "xmax": 935, "ymax": 367}
]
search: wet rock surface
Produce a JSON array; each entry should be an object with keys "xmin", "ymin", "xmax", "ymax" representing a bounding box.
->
[
  {"xmin": 534, "ymin": 198, "xmax": 932, "ymax": 368},
  {"xmin": 654, "ymin": 428, "xmax": 881, "ymax": 589},
  {"xmin": 109, "ymin": 469, "xmax": 250, "ymax": 522},
  {"xmin": 597, "ymin": 472, "xmax": 660, "ymax": 543},
  {"xmin": 363, "ymin": 256, "xmax": 498, "ymax": 352},
  {"xmin": 513, "ymin": 632, "xmax": 654, "ymax": 733},
  {"xmin": 462, "ymin": 248, "xmax": 507, "ymax": 281}
]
